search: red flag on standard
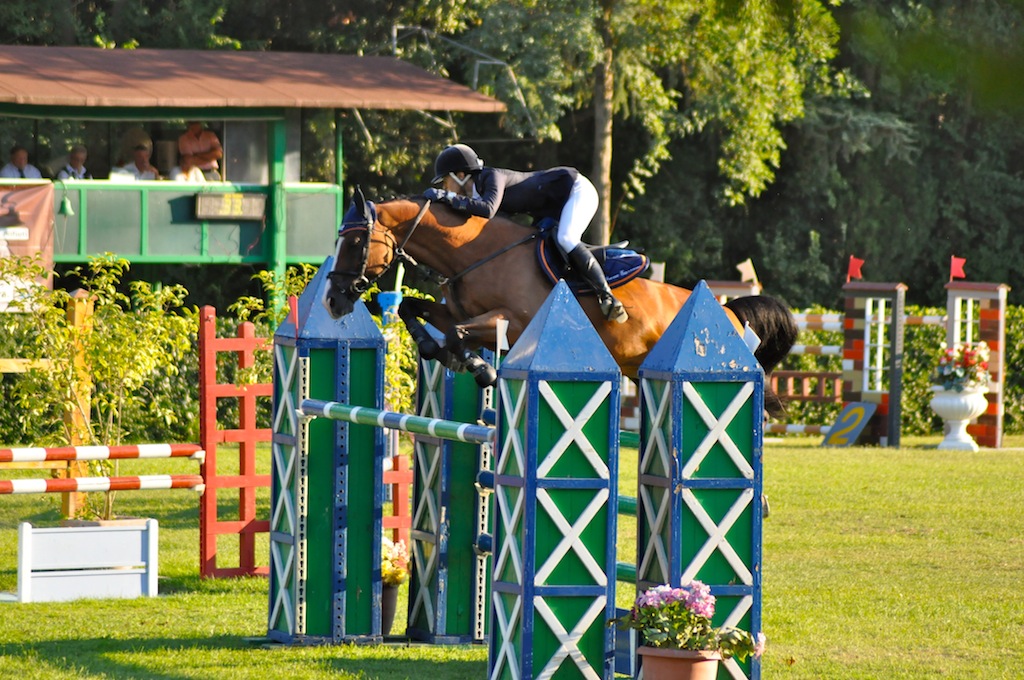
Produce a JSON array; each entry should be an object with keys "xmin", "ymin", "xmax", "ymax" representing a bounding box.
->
[
  {"xmin": 847, "ymin": 255, "xmax": 865, "ymax": 283},
  {"xmin": 950, "ymin": 255, "xmax": 966, "ymax": 282}
]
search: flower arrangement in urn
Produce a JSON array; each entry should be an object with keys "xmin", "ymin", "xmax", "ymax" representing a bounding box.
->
[
  {"xmin": 932, "ymin": 341, "xmax": 990, "ymax": 392},
  {"xmin": 612, "ymin": 580, "xmax": 764, "ymax": 678},
  {"xmin": 381, "ymin": 536, "xmax": 410, "ymax": 586}
]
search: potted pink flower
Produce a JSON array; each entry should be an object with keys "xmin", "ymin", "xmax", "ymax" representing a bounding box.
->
[{"xmin": 611, "ymin": 580, "xmax": 765, "ymax": 680}]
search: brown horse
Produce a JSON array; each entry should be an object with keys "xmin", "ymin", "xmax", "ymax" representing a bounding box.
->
[{"xmin": 322, "ymin": 190, "xmax": 797, "ymax": 413}]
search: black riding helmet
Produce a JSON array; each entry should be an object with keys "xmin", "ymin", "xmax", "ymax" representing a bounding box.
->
[{"xmin": 431, "ymin": 144, "xmax": 483, "ymax": 184}]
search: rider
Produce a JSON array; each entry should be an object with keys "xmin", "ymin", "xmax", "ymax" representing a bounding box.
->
[{"xmin": 424, "ymin": 144, "xmax": 628, "ymax": 324}]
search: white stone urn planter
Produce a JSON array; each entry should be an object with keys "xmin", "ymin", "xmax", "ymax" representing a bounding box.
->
[{"xmin": 929, "ymin": 385, "xmax": 988, "ymax": 451}]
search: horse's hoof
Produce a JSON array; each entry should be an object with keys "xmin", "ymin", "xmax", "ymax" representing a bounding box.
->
[
  {"xmin": 472, "ymin": 363, "xmax": 498, "ymax": 388},
  {"xmin": 418, "ymin": 337, "xmax": 441, "ymax": 359}
]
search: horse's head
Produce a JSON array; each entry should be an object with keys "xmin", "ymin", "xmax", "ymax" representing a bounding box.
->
[
  {"xmin": 322, "ymin": 187, "xmax": 394, "ymax": 319},
  {"xmin": 322, "ymin": 190, "xmax": 435, "ymax": 319}
]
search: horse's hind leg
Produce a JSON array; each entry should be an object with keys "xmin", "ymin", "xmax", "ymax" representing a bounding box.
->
[{"xmin": 397, "ymin": 298, "xmax": 496, "ymax": 384}]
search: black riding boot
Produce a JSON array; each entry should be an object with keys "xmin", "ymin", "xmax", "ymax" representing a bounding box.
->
[{"xmin": 567, "ymin": 244, "xmax": 628, "ymax": 323}]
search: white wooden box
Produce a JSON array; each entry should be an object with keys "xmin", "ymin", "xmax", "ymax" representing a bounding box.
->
[{"xmin": 17, "ymin": 519, "xmax": 158, "ymax": 603}]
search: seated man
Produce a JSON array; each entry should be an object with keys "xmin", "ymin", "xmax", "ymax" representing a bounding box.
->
[
  {"xmin": 56, "ymin": 145, "xmax": 92, "ymax": 180},
  {"xmin": 178, "ymin": 121, "xmax": 222, "ymax": 181},
  {"xmin": 118, "ymin": 144, "xmax": 161, "ymax": 180},
  {"xmin": 0, "ymin": 145, "xmax": 43, "ymax": 179}
]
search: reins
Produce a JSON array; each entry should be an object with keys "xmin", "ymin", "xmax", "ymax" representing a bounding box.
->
[
  {"xmin": 380, "ymin": 200, "xmax": 539, "ymax": 289},
  {"xmin": 333, "ymin": 197, "xmax": 540, "ymax": 319}
]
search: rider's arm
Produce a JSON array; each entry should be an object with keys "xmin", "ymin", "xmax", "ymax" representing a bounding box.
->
[{"xmin": 449, "ymin": 168, "xmax": 506, "ymax": 218}]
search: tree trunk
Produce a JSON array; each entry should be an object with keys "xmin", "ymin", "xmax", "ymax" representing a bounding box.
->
[{"xmin": 590, "ymin": 5, "xmax": 615, "ymax": 245}]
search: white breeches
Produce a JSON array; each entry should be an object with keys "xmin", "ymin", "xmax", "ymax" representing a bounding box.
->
[{"xmin": 556, "ymin": 175, "xmax": 599, "ymax": 254}]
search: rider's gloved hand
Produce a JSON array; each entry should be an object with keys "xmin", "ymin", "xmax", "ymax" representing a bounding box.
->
[
  {"xmin": 423, "ymin": 188, "xmax": 446, "ymax": 202},
  {"xmin": 447, "ymin": 194, "xmax": 470, "ymax": 211}
]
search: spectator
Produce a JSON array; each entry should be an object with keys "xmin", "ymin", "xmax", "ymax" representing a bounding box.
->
[
  {"xmin": 56, "ymin": 145, "xmax": 92, "ymax": 180},
  {"xmin": 178, "ymin": 121, "xmax": 222, "ymax": 180},
  {"xmin": 0, "ymin": 145, "xmax": 42, "ymax": 179},
  {"xmin": 118, "ymin": 143, "xmax": 161, "ymax": 181},
  {"xmin": 169, "ymin": 153, "xmax": 206, "ymax": 182},
  {"xmin": 118, "ymin": 126, "xmax": 153, "ymax": 167}
]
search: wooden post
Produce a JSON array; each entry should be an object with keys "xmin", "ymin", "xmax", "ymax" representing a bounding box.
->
[{"xmin": 62, "ymin": 289, "xmax": 94, "ymax": 518}]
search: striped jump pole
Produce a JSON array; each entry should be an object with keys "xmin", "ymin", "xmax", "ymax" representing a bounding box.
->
[
  {"xmin": 300, "ymin": 399, "xmax": 494, "ymax": 445},
  {"xmin": 489, "ymin": 281, "xmax": 620, "ymax": 680},
  {"xmin": 0, "ymin": 443, "xmax": 204, "ymax": 463},
  {"xmin": 0, "ymin": 475, "xmax": 204, "ymax": 494},
  {"xmin": 636, "ymin": 281, "xmax": 764, "ymax": 680}
]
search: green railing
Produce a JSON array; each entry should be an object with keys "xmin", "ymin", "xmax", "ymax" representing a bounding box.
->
[{"xmin": 52, "ymin": 180, "xmax": 343, "ymax": 267}]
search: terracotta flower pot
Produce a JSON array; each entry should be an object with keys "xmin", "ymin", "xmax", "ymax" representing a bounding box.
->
[{"xmin": 638, "ymin": 646, "xmax": 722, "ymax": 680}]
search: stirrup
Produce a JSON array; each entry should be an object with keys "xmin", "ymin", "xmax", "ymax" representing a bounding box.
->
[{"xmin": 600, "ymin": 295, "xmax": 628, "ymax": 324}]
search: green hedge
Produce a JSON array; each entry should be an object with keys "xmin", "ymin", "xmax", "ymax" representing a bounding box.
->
[{"xmin": 4, "ymin": 304, "xmax": 1024, "ymax": 446}]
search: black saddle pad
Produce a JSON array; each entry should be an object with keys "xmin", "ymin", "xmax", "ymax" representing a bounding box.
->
[{"xmin": 534, "ymin": 220, "xmax": 650, "ymax": 293}]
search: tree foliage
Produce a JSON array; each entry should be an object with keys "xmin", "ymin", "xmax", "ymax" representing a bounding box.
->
[{"xmin": 2, "ymin": 0, "xmax": 1023, "ymax": 305}]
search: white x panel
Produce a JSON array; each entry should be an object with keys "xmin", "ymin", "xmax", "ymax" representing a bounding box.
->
[
  {"xmin": 272, "ymin": 343, "xmax": 299, "ymax": 434},
  {"xmin": 409, "ymin": 440, "xmax": 442, "ymax": 628},
  {"xmin": 268, "ymin": 539, "xmax": 296, "ymax": 633},
  {"xmin": 417, "ymin": 359, "xmax": 443, "ymax": 420},
  {"xmin": 680, "ymin": 381, "xmax": 754, "ymax": 479},
  {"xmin": 536, "ymin": 380, "xmax": 611, "ymax": 480},
  {"xmin": 493, "ymin": 484, "xmax": 525, "ymax": 586},
  {"xmin": 639, "ymin": 379, "xmax": 672, "ymax": 477},
  {"xmin": 534, "ymin": 488, "xmax": 609, "ymax": 585},
  {"xmin": 680, "ymin": 488, "xmax": 754, "ymax": 585},
  {"xmin": 637, "ymin": 482, "xmax": 671, "ymax": 585},
  {"xmin": 498, "ymin": 379, "xmax": 527, "ymax": 477},
  {"xmin": 532, "ymin": 596, "xmax": 605, "ymax": 680},
  {"xmin": 270, "ymin": 440, "xmax": 297, "ymax": 538},
  {"xmin": 489, "ymin": 592, "xmax": 523, "ymax": 680}
]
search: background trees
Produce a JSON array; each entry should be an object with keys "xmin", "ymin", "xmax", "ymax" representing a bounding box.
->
[{"xmin": 1, "ymin": 0, "xmax": 1022, "ymax": 308}]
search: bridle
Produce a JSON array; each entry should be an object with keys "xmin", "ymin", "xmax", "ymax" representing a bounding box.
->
[{"xmin": 328, "ymin": 195, "xmax": 431, "ymax": 299}]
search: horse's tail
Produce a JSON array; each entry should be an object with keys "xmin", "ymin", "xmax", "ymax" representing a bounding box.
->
[{"xmin": 725, "ymin": 295, "xmax": 798, "ymax": 418}]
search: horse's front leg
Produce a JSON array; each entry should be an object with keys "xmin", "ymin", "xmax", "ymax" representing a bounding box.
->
[{"xmin": 398, "ymin": 297, "xmax": 458, "ymax": 365}]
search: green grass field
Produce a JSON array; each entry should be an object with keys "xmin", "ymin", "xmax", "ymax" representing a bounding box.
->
[{"xmin": 1, "ymin": 436, "xmax": 1023, "ymax": 678}]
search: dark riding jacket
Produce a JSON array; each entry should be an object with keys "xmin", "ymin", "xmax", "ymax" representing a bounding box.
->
[{"xmin": 457, "ymin": 167, "xmax": 579, "ymax": 222}]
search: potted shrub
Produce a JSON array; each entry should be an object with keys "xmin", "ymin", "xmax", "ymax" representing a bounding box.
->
[
  {"xmin": 380, "ymin": 535, "xmax": 410, "ymax": 634},
  {"xmin": 929, "ymin": 341, "xmax": 991, "ymax": 451},
  {"xmin": 611, "ymin": 580, "xmax": 765, "ymax": 680}
]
